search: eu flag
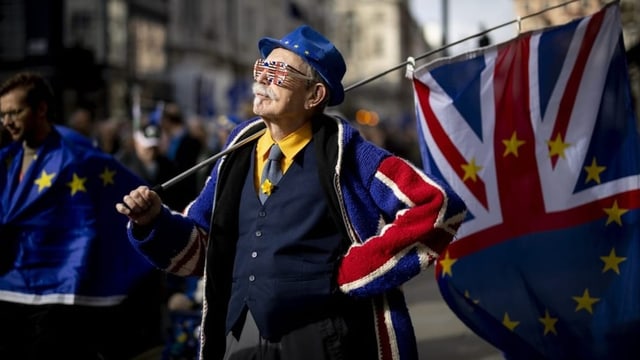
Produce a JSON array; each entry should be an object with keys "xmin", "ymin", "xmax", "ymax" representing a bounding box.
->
[
  {"xmin": 0, "ymin": 126, "xmax": 153, "ymax": 306},
  {"xmin": 411, "ymin": 3, "xmax": 640, "ymax": 359}
]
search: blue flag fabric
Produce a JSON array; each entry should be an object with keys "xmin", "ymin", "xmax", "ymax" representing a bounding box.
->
[
  {"xmin": 412, "ymin": 3, "xmax": 640, "ymax": 359},
  {"xmin": 0, "ymin": 126, "xmax": 153, "ymax": 306}
]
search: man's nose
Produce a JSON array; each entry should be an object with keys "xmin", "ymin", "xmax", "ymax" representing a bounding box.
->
[{"xmin": 255, "ymin": 69, "xmax": 270, "ymax": 85}]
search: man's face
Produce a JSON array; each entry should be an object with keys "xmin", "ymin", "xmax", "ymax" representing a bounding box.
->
[
  {"xmin": 0, "ymin": 87, "xmax": 37, "ymax": 143},
  {"xmin": 252, "ymin": 48, "xmax": 312, "ymax": 122}
]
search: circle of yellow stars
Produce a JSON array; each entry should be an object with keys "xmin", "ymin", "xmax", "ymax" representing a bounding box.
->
[{"xmin": 449, "ymin": 128, "xmax": 632, "ymax": 338}]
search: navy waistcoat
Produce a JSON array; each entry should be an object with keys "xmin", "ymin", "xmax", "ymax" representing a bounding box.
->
[{"xmin": 226, "ymin": 140, "xmax": 343, "ymax": 340}]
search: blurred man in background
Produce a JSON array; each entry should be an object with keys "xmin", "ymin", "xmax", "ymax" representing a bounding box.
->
[
  {"xmin": 117, "ymin": 122, "xmax": 187, "ymax": 211},
  {"xmin": 0, "ymin": 71, "xmax": 161, "ymax": 359},
  {"xmin": 159, "ymin": 103, "xmax": 203, "ymax": 204}
]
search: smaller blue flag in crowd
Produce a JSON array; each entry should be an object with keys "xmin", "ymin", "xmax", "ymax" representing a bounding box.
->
[
  {"xmin": 0, "ymin": 126, "xmax": 153, "ymax": 306},
  {"xmin": 412, "ymin": 3, "xmax": 640, "ymax": 359},
  {"xmin": 149, "ymin": 101, "xmax": 165, "ymax": 126}
]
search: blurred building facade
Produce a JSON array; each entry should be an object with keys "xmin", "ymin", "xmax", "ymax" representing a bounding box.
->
[
  {"xmin": 513, "ymin": 0, "xmax": 638, "ymax": 47},
  {"xmin": 165, "ymin": 0, "xmax": 330, "ymax": 120},
  {"xmin": 0, "ymin": 0, "xmax": 171, "ymax": 123},
  {"xmin": 330, "ymin": 0, "xmax": 430, "ymax": 128},
  {"xmin": 0, "ymin": 0, "xmax": 428, "ymax": 134}
]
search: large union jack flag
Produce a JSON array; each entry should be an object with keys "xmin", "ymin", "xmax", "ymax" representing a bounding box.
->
[{"xmin": 412, "ymin": 3, "xmax": 640, "ymax": 359}]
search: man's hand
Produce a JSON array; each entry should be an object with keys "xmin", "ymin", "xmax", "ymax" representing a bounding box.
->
[{"xmin": 115, "ymin": 185, "xmax": 162, "ymax": 226}]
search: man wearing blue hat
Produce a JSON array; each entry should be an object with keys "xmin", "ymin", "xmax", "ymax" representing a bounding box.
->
[{"xmin": 117, "ymin": 25, "xmax": 466, "ymax": 360}]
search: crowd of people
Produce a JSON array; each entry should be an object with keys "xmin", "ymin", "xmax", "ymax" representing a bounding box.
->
[{"xmin": 0, "ymin": 24, "xmax": 466, "ymax": 360}]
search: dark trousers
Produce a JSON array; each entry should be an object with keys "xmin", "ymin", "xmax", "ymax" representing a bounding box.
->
[{"xmin": 224, "ymin": 307, "xmax": 377, "ymax": 360}]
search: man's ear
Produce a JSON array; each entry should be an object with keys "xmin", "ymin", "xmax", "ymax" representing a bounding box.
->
[{"xmin": 305, "ymin": 83, "xmax": 327, "ymax": 109}]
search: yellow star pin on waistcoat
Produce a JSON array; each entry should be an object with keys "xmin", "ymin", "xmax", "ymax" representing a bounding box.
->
[{"xmin": 261, "ymin": 178, "xmax": 275, "ymax": 196}]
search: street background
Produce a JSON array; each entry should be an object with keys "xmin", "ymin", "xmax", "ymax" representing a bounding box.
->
[{"xmin": 404, "ymin": 269, "xmax": 503, "ymax": 360}]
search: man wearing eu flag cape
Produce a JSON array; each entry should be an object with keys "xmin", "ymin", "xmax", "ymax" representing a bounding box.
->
[
  {"xmin": 0, "ymin": 72, "xmax": 158, "ymax": 359},
  {"xmin": 412, "ymin": 2, "xmax": 640, "ymax": 359}
]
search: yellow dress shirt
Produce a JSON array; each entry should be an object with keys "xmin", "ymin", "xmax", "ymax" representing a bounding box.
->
[{"xmin": 254, "ymin": 122, "xmax": 312, "ymax": 192}]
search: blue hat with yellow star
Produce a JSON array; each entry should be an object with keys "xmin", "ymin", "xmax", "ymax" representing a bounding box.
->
[{"xmin": 258, "ymin": 25, "xmax": 346, "ymax": 106}]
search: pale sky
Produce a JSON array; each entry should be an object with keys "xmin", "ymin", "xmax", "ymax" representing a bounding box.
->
[{"xmin": 409, "ymin": 0, "xmax": 518, "ymax": 55}]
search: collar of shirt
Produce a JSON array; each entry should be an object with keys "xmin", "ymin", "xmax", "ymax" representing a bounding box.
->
[{"xmin": 255, "ymin": 121, "xmax": 312, "ymax": 189}]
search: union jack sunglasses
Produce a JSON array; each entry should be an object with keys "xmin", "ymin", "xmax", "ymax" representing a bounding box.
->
[{"xmin": 253, "ymin": 59, "xmax": 315, "ymax": 87}]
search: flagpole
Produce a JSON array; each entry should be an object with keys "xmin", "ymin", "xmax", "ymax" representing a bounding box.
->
[
  {"xmin": 153, "ymin": 129, "xmax": 265, "ymax": 193},
  {"xmin": 155, "ymin": 0, "xmax": 582, "ymax": 193}
]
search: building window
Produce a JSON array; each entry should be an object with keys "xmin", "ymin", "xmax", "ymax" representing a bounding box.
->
[
  {"xmin": 344, "ymin": 11, "xmax": 355, "ymax": 57},
  {"xmin": 107, "ymin": 0, "xmax": 127, "ymax": 67},
  {"xmin": 373, "ymin": 35, "xmax": 384, "ymax": 57},
  {"xmin": 131, "ymin": 18, "xmax": 167, "ymax": 75},
  {"xmin": 0, "ymin": 1, "xmax": 25, "ymax": 60}
]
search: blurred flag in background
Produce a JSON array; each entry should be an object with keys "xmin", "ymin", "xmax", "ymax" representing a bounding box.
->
[{"xmin": 0, "ymin": 126, "xmax": 152, "ymax": 306}]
